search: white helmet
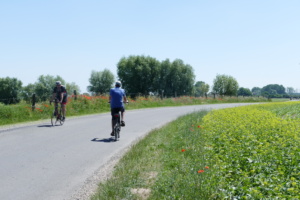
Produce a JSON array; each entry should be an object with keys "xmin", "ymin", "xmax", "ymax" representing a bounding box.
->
[{"xmin": 115, "ymin": 81, "xmax": 121, "ymax": 87}]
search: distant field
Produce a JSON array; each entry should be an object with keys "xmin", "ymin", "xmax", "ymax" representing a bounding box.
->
[{"xmin": 271, "ymin": 98, "xmax": 292, "ymax": 102}]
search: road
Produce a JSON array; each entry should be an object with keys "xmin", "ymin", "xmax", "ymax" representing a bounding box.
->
[{"xmin": 0, "ymin": 103, "xmax": 255, "ymax": 200}]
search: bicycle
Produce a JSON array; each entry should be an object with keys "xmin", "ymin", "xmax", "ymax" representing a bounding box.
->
[
  {"xmin": 50, "ymin": 99, "xmax": 65, "ymax": 126},
  {"xmin": 112, "ymin": 111, "xmax": 121, "ymax": 141},
  {"xmin": 109, "ymin": 101, "xmax": 128, "ymax": 141}
]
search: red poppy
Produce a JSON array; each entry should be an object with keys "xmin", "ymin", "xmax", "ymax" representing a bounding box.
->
[
  {"xmin": 181, "ymin": 149, "xmax": 186, "ymax": 152},
  {"xmin": 198, "ymin": 170, "xmax": 204, "ymax": 173}
]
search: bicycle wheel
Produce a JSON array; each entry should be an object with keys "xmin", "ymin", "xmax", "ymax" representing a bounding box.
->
[
  {"xmin": 51, "ymin": 111, "xmax": 56, "ymax": 126},
  {"xmin": 114, "ymin": 123, "xmax": 120, "ymax": 141},
  {"xmin": 59, "ymin": 114, "xmax": 64, "ymax": 125},
  {"xmin": 57, "ymin": 108, "xmax": 64, "ymax": 125}
]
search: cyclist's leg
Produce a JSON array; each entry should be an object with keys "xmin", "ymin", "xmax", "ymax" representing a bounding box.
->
[
  {"xmin": 120, "ymin": 107, "xmax": 125, "ymax": 126},
  {"xmin": 54, "ymin": 101, "xmax": 58, "ymax": 115},
  {"xmin": 62, "ymin": 95, "xmax": 67, "ymax": 118},
  {"xmin": 61, "ymin": 102, "xmax": 66, "ymax": 119}
]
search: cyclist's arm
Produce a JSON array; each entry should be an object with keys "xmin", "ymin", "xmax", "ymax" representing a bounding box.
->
[
  {"xmin": 123, "ymin": 95, "xmax": 128, "ymax": 103},
  {"xmin": 51, "ymin": 93, "xmax": 56, "ymax": 101},
  {"xmin": 60, "ymin": 93, "xmax": 64, "ymax": 103}
]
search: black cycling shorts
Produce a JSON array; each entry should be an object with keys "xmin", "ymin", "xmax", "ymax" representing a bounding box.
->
[
  {"xmin": 56, "ymin": 94, "xmax": 68, "ymax": 103},
  {"xmin": 111, "ymin": 107, "xmax": 125, "ymax": 119}
]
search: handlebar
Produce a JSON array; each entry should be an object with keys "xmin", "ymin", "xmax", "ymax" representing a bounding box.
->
[{"xmin": 50, "ymin": 99, "xmax": 62, "ymax": 105}]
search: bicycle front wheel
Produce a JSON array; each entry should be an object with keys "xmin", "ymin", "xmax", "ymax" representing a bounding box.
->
[
  {"xmin": 51, "ymin": 111, "xmax": 55, "ymax": 126},
  {"xmin": 59, "ymin": 116, "xmax": 65, "ymax": 125}
]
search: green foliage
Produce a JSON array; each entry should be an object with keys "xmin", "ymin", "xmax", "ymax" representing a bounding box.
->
[
  {"xmin": 117, "ymin": 55, "xmax": 160, "ymax": 97},
  {"xmin": 66, "ymin": 82, "xmax": 81, "ymax": 95},
  {"xmin": 87, "ymin": 69, "xmax": 115, "ymax": 95},
  {"xmin": 238, "ymin": 87, "xmax": 252, "ymax": 96},
  {"xmin": 34, "ymin": 75, "xmax": 65, "ymax": 101},
  {"xmin": 117, "ymin": 56, "xmax": 195, "ymax": 97},
  {"xmin": 202, "ymin": 102, "xmax": 300, "ymax": 199},
  {"xmin": 212, "ymin": 74, "xmax": 239, "ymax": 96},
  {"xmin": 20, "ymin": 83, "xmax": 35, "ymax": 103},
  {"xmin": 0, "ymin": 96, "xmax": 268, "ymax": 126},
  {"xmin": 195, "ymin": 81, "xmax": 209, "ymax": 97},
  {"xmin": 92, "ymin": 101, "xmax": 300, "ymax": 200},
  {"xmin": 286, "ymin": 87, "xmax": 295, "ymax": 94},
  {"xmin": 261, "ymin": 84, "xmax": 287, "ymax": 98},
  {"xmin": 0, "ymin": 77, "xmax": 22, "ymax": 104},
  {"xmin": 168, "ymin": 59, "xmax": 195, "ymax": 97},
  {"xmin": 251, "ymin": 87, "xmax": 261, "ymax": 96}
]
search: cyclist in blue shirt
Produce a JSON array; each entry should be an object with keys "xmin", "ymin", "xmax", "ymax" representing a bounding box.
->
[{"xmin": 109, "ymin": 81, "xmax": 128, "ymax": 136}]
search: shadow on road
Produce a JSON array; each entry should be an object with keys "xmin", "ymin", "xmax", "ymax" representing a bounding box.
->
[
  {"xmin": 38, "ymin": 125, "xmax": 54, "ymax": 128},
  {"xmin": 91, "ymin": 138, "xmax": 115, "ymax": 143}
]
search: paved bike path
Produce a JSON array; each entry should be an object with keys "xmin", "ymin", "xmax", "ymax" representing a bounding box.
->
[{"xmin": 0, "ymin": 103, "xmax": 255, "ymax": 200}]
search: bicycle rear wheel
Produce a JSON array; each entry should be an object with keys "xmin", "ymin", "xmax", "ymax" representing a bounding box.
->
[{"xmin": 114, "ymin": 123, "xmax": 120, "ymax": 141}]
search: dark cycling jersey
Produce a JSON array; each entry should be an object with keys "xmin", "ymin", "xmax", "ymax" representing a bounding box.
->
[{"xmin": 53, "ymin": 86, "xmax": 67, "ymax": 103}]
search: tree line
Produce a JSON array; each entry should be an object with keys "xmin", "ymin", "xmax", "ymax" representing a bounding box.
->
[{"xmin": 0, "ymin": 55, "xmax": 298, "ymax": 105}]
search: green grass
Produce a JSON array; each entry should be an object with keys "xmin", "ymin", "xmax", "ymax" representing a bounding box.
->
[
  {"xmin": 271, "ymin": 98, "xmax": 291, "ymax": 102},
  {"xmin": 0, "ymin": 95, "xmax": 268, "ymax": 126},
  {"xmin": 91, "ymin": 101, "xmax": 300, "ymax": 200}
]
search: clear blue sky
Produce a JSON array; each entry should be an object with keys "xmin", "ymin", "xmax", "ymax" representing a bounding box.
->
[{"xmin": 1, "ymin": 0, "xmax": 300, "ymax": 93}]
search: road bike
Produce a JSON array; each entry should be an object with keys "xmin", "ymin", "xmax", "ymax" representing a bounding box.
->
[
  {"xmin": 50, "ymin": 99, "xmax": 65, "ymax": 126},
  {"xmin": 112, "ymin": 111, "xmax": 121, "ymax": 141},
  {"xmin": 109, "ymin": 101, "xmax": 128, "ymax": 141}
]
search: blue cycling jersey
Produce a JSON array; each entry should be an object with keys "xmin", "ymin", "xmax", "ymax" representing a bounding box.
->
[{"xmin": 110, "ymin": 87, "xmax": 126, "ymax": 108}]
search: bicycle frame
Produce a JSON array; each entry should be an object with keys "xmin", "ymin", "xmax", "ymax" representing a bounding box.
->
[
  {"xmin": 51, "ymin": 100, "xmax": 64, "ymax": 126},
  {"xmin": 112, "ymin": 112, "xmax": 121, "ymax": 141}
]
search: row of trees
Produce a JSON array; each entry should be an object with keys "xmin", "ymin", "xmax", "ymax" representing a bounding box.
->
[
  {"xmin": 0, "ymin": 75, "xmax": 80, "ymax": 104},
  {"xmin": 239, "ymin": 84, "xmax": 294, "ymax": 98},
  {"xmin": 1, "ymin": 55, "xmax": 299, "ymax": 104},
  {"xmin": 117, "ymin": 56, "xmax": 195, "ymax": 97}
]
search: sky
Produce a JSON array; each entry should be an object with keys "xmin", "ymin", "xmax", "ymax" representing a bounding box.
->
[{"xmin": 1, "ymin": 0, "xmax": 300, "ymax": 93}]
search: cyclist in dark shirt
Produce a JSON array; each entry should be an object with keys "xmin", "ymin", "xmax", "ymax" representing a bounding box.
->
[
  {"xmin": 52, "ymin": 81, "xmax": 67, "ymax": 121},
  {"xmin": 109, "ymin": 81, "xmax": 128, "ymax": 136}
]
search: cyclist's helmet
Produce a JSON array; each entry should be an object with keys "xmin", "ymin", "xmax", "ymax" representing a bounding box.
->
[
  {"xmin": 115, "ymin": 81, "xmax": 121, "ymax": 87},
  {"xmin": 56, "ymin": 81, "xmax": 61, "ymax": 86}
]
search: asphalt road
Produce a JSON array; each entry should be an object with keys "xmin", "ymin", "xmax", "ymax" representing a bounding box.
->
[{"xmin": 0, "ymin": 103, "xmax": 255, "ymax": 200}]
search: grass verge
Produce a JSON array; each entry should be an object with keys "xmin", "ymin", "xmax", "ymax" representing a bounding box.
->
[
  {"xmin": 0, "ymin": 95, "xmax": 268, "ymax": 126},
  {"xmin": 91, "ymin": 101, "xmax": 300, "ymax": 199}
]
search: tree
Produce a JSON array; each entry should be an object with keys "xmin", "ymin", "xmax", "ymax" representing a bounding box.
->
[
  {"xmin": 117, "ymin": 55, "xmax": 160, "ymax": 97},
  {"xmin": 261, "ymin": 84, "xmax": 286, "ymax": 97},
  {"xmin": 195, "ymin": 81, "xmax": 209, "ymax": 97},
  {"xmin": 170, "ymin": 59, "xmax": 195, "ymax": 97},
  {"xmin": 0, "ymin": 77, "xmax": 23, "ymax": 104},
  {"xmin": 212, "ymin": 74, "xmax": 239, "ymax": 96},
  {"xmin": 34, "ymin": 75, "xmax": 65, "ymax": 101},
  {"xmin": 87, "ymin": 69, "xmax": 115, "ymax": 95},
  {"xmin": 156, "ymin": 59, "xmax": 195, "ymax": 97},
  {"xmin": 157, "ymin": 59, "xmax": 172, "ymax": 97},
  {"xmin": 251, "ymin": 87, "xmax": 261, "ymax": 96},
  {"xmin": 66, "ymin": 82, "xmax": 81, "ymax": 95},
  {"xmin": 286, "ymin": 87, "xmax": 295, "ymax": 94},
  {"xmin": 238, "ymin": 87, "xmax": 252, "ymax": 96},
  {"xmin": 117, "ymin": 56, "xmax": 195, "ymax": 98},
  {"xmin": 21, "ymin": 83, "xmax": 36, "ymax": 102}
]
